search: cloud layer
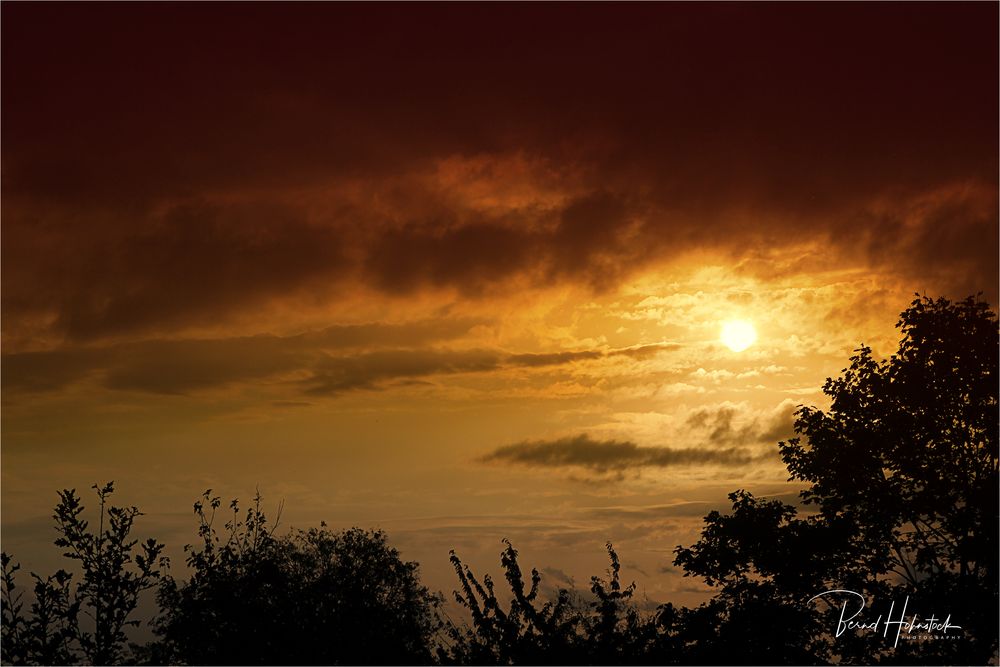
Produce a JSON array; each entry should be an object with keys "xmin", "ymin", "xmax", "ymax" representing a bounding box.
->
[{"xmin": 3, "ymin": 4, "xmax": 997, "ymax": 345}]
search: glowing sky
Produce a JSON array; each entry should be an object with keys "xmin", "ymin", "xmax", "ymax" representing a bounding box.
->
[{"xmin": 2, "ymin": 4, "xmax": 997, "ymax": 607}]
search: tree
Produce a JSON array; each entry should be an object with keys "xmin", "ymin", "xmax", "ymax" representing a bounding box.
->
[
  {"xmin": 672, "ymin": 491, "xmax": 861, "ymax": 664},
  {"xmin": 675, "ymin": 295, "xmax": 999, "ymax": 664},
  {"xmin": 443, "ymin": 540, "xmax": 664, "ymax": 665},
  {"xmin": 1, "ymin": 483, "xmax": 167, "ymax": 665},
  {"xmin": 2, "ymin": 555, "xmax": 77, "ymax": 665},
  {"xmin": 444, "ymin": 539, "xmax": 587, "ymax": 665},
  {"xmin": 152, "ymin": 491, "xmax": 442, "ymax": 665}
]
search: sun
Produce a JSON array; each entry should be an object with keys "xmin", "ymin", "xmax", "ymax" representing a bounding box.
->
[{"xmin": 720, "ymin": 319, "xmax": 757, "ymax": 352}]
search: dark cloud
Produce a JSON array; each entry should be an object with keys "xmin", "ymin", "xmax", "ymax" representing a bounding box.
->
[
  {"xmin": 684, "ymin": 400, "xmax": 797, "ymax": 446},
  {"xmin": 481, "ymin": 435, "xmax": 765, "ymax": 473},
  {"xmin": 2, "ymin": 4, "xmax": 996, "ymax": 342},
  {"xmin": 2, "ymin": 319, "xmax": 480, "ymax": 395},
  {"xmin": 3, "ymin": 199, "xmax": 350, "ymax": 341},
  {"xmin": 5, "ymin": 4, "xmax": 994, "ymax": 199},
  {"xmin": 757, "ymin": 402, "xmax": 800, "ymax": 444},
  {"xmin": 616, "ymin": 344, "xmax": 683, "ymax": 360},
  {"xmin": 855, "ymin": 186, "xmax": 1000, "ymax": 302},
  {"xmin": 364, "ymin": 222, "xmax": 535, "ymax": 296},
  {"xmin": 301, "ymin": 343, "xmax": 679, "ymax": 396},
  {"xmin": 103, "ymin": 337, "xmax": 303, "ymax": 394},
  {"xmin": 303, "ymin": 349, "xmax": 503, "ymax": 396},
  {"xmin": 507, "ymin": 343, "xmax": 678, "ymax": 369},
  {"xmin": 357, "ymin": 191, "xmax": 646, "ymax": 298},
  {"xmin": 540, "ymin": 567, "xmax": 576, "ymax": 587},
  {"xmin": 301, "ymin": 319, "xmax": 487, "ymax": 350},
  {"xmin": 2, "ymin": 330, "xmax": 677, "ymax": 397}
]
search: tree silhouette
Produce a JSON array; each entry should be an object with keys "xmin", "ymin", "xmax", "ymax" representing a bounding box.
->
[
  {"xmin": 152, "ymin": 490, "xmax": 442, "ymax": 665},
  {"xmin": 2, "ymin": 555, "xmax": 77, "ymax": 665},
  {"xmin": 672, "ymin": 491, "xmax": 855, "ymax": 664},
  {"xmin": 443, "ymin": 540, "xmax": 665, "ymax": 665},
  {"xmin": 444, "ymin": 539, "xmax": 587, "ymax": 665},
  {"xmin": 1, "ymin": 483, "xmax": 166, "ymax": 665},
  {"xmin": 675, "ymin": 294, "xmax": 999, "ymax": 665}
]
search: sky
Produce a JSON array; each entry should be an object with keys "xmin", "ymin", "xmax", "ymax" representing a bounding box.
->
[{"xmin": 2, "ymin": 3, "xmax": 998, "ymax": 610}]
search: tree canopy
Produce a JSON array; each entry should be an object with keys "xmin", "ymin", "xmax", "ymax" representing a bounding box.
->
[
  {"xmin": 675, "ymin": 295, "xmax": 999, "ymax": 664},
  {"xmin": 152, "ymin": 492, "xmax": 442, "ymax": 665}
]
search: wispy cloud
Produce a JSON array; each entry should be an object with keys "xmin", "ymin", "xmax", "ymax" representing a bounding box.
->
[
  {"xmin": 301, "ymin": 343, "xmax": 679, "ymax": 396},
  {"xmin": 480, "ymin": 434, "xmax": 765, "ymax": 473},
  {"xmin": 684, "ymin": 399, "xmax": 797, "ymax": 446},
  {"xmin": 3, "ymin": 329, "xmax": 679, "ymax": 397}
]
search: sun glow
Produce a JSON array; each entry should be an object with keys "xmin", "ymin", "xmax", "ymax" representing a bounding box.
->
[{"xmin": 720, "ymin": 319, "xmax": 757, "ymax": 352}]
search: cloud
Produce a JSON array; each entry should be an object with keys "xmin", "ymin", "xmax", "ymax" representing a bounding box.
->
[
  {"xmin": 480, "ymin": 434, "xmax": 765, "ymax": 473},
  {"xmin": 540, "ymin": 567, "xmax": 576, "ymax": 587},
  {"xmin": 506, "ymin": 350, "xmax": 604, "ymax": 368},
  {"xmin": 689, "ymin": 368, "xmax": 735, "ymax": 384},
  {"xmin": 301, "ymin": 343, "xmax": 679, "ymax": 396},
  {"xmin": 684, "ymin": 400, "xmax": 797, "ymax": 446},
  {"xmin": 4, "ymin": 200, "xmax": 353, "ymax": 342},
  {"xmin": 848, "ymin": 184, "xmax": 999, "ymax": 303},
  {"xmin": 507, "ymin": 343, "xmax": 678, "ymax": 369},
  {"xmin": 2, "ymin": 5, "xmax": 996, "ymax": 344},
  {"xmin": 349, "ymin": 191, "xmax": 644, "ymax": 297},
  {"xmin": 2, "ymin": 328, "xmax": 679, "ymax": 397},
  {"xmin": 2, "ymin": 319, "xmax": 480, "ymax": 395},
  {"xmin": 302, "ymin": 349, "xmax": 503, "ymax": 395}
]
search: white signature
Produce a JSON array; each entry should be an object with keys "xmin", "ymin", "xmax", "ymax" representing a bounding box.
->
[{"xmin": 808, "ymin": 589, "xmax": 962, "ymax": 648}]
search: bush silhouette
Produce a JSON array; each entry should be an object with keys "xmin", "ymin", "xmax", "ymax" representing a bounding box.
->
[
  {"xmin": 1, "ymin": 483, "xmax": 166, "ymax": 665},
  {"xmin": 151, "ymin": 491, "xmax": 442, "ymax": 665},
  {"xmin": 442, "ymin": 540, "xmax": 667, "ymax": 665}
]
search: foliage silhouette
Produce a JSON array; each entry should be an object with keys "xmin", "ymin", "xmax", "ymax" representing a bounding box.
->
[
  {"xmin": 674, "ymin": 294, "xmax": 999, "ymax": 665},
  {"xmin": 2, "ymin": 555, "xmax": 77, "ymax": 665},
  {"xmin": 442, "ymin": 540, "xmax": 671, "ymax": 665},
  {"xmin": 1, "ymin": 483, "xmax": 167, "ymax": 665},
  {"xmin": 443, "ymin": 539, "xmax": 585, "ymax": 664},
  {"xmin": 151, "ymin": 490, "xmax": 442, "ymax": 665}
]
